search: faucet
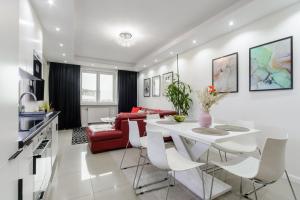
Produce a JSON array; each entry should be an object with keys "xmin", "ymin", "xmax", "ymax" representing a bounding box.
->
[{"xmin": 19, "ymin": 92, "xmax": 37, "ymax": 112}]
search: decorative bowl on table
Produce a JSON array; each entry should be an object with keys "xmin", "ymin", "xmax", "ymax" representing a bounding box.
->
[{"xmin": 173, "ymin": 115, "xmax": 186, "ymax": 122}]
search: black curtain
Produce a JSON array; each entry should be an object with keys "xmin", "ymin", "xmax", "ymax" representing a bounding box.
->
[
  {"xmin": 49, "ymin": 62, "xmax": 81, "ymax": 130},
  {"xmin": 118, "ymin": 70, "xmax": 138, "ymax": 112}
]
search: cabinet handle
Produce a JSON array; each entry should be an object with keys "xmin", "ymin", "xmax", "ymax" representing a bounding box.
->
[
  {"xmin": 8, "ymin": 149, "xmax": 23, "ymax": 161},
  {"xmin": 18, "ymin": 179, "xmax": 23, "ymax": 200},
  {"xmin": 32, "ymin": 155, "xmax": 41, "ymax": 175}
]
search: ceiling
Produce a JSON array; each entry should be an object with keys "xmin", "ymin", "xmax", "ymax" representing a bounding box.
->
[{"xmin": 30, "ymin": 0, "xmax": 299, "ymax": 71}]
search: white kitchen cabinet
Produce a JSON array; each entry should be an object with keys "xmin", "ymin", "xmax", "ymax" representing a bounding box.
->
[
  {"xmin": 18, "ymin": 142, "xmax": 34, "ymax": 200},
  {"xmin": 51, "ymin": 117, "xmax": 59, "ymax": 167}
]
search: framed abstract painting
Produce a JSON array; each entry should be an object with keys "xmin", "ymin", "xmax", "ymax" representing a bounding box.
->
[
  {"xmin": 162, "ymin": 72, "xmax": 173, "ymax": 96},
  {"xmin": 152, "ymin": 75, "xmax": 161, "ymax": 97},
  {"xmin": 144, "ymin": 78, "xmax": 151, "ymax": 97},
  {"xmin": 212, "ymin": 53, "xmax": 238, "ymax": 93},
  {"xmin": 249, "ymin": 36, "xmax": 293, "ymax": 91}
]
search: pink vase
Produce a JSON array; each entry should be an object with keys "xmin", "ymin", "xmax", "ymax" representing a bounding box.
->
[{"xmin": 199, "ymin": 111, "xmax": 212, "ymax": 128}]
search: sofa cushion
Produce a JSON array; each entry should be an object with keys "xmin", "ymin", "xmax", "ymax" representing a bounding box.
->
[
  {"xmin": 87, "ymin": 128, "xmax": 123, "ymax": 142},
  {"xmin": 131, "ymin": 106, "xmax": 141, "ymax": 113}
]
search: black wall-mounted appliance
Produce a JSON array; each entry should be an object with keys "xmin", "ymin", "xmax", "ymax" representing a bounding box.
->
[
  {"xmin": 33, "ymin": 54, "xmax": 42, "ymax": 79},
  {"xmin": 30, "ymin": 79, "xmax": 44, "ymax": 101}
]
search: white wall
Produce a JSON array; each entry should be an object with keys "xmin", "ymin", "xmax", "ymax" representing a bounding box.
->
[
  {"xmin": 19, "ymin": 0, "xmax": 44, "ymax": 112},
  {"xmin": 138, "ymin": 3, "xmax": 300, "ymax": 180},
  {"xmin": 0, "ymin": 0, "xmax": 21, "ymax": 199}
]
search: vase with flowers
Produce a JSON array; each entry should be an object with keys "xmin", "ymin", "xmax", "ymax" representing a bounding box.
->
[{"xmin": 197, "ymin": 85, "xmax": 227, "ymax": 127}]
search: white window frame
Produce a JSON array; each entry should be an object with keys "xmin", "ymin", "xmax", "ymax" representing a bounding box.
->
[{"xmin": 80, "ymin": 68, "xmax": 118, "ymax": 106}]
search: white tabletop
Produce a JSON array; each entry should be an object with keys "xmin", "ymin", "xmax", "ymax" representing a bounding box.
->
[{"xmin": 146, "ymin": 119, "xmax": 261, "ymax": 145}]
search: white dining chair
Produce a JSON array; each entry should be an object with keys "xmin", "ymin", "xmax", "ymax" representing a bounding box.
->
[
  {"xmin": 136, "ymin": 130, "xmax": 206, "ymax": 200},
  {"xmin": 212, "ymin": 120, "xmax": 260, "ymax": 162},
  {"xmin": 119, "ymin": 120, "xmax": 148, "ymax": 178},
  {"xmin": 209, "ymin": 135, "xmax": 298, "ymax": 200}
]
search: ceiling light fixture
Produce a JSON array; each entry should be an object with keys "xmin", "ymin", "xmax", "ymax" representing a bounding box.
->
[
  {"xmin": 118, "ymin": 32, "xmax": 134, "ymax": 47},
  {"xmin": 64, "ymin": 60, "xmax": 67, "ymax": 63},
  {"xmin": 143, "ymin": 65, "xmax": 147, "ymax": 68},
  {"xmin": 91, "ymin": 63, "xmax": 95, "ymax": 66},
  {"xmin": 62, "ymin": 53, "xmax": 66, "ymax": 57},
  {"xmin": 154, "ymin": 59, "xmax": 158, "ymax": 63},
  {"xmin": 59, "ymin": 43, "xmax": 64, "ymax": 47},
  {"xmin": 192, "ymin": 40, "xmax": 197, "ymax": 44},
  {"xmin": 229, "ymin": 20, "xmax": 234, "ymax": 26},
  {"xmin": 170, "ymin": 51, "xmax": 174, "ymax": 55},
  {"xmin": 114, "ymin": 66, "xmax": 118, "ymax": 69},
  {"xmin": 48, "ymin": 0, "xmax": 54, "ymax": 6},
  {"xmin": 55, "ymin": 27, "xmax": 60, "ymax": 32}
]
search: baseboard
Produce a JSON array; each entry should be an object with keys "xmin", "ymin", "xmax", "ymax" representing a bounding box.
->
[{"xmin": 282, "ymin": 173, "xmax": 300, "ymax": 184}]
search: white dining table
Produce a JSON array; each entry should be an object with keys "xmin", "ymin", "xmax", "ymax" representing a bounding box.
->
[{"xmin": 146, "ymin": 119, "xmax": 261, "ymax": 200}]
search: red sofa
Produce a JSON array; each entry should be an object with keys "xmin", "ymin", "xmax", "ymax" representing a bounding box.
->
[{"xmin": 86, "ymin": 108, "xmax": 176, "ymax": 153}]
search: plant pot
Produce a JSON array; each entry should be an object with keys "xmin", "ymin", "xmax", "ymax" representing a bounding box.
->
[
  {"xmin": 173, "ymin": 115, "xmax": 186, "ymax": 122},
  {"xmin": 199, "ymin": 111, "xmax": 212, "ymax": 128}
]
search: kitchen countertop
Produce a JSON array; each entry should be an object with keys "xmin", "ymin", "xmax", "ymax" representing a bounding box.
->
[{"xmin": 18, "ymin": 111, "xmax": 60, "ymax": 148}]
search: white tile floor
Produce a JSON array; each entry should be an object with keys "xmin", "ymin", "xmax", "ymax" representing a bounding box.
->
[{"xmin": 46, "ymin": 130, "xmax": 300, "ymax": 200}]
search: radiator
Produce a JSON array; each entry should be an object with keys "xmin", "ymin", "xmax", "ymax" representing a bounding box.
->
[{"xmin": 81, "ymin": 106, "xmax": 118, "ymax": 125}]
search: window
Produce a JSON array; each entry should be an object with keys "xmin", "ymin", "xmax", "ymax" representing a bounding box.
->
[
  {"xmin": 81, "ymin": 71, "xmax": 116, "ymax": 104},
  {"xmin": 81, "ymin": 72, "xmax": 97, "ymax": 102},
  {"xmin": 99, "ymin": 74, "xmax": 113, "ymax": 102}
]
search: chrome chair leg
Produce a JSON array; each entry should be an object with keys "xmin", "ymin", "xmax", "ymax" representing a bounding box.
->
[
  {"xmin": 201, "ymin": 170, "xmax": 206, "ymax": 200},
  {"xmin": 240, "ymin": 177, "xmax": 243, "ymax": 196},
  {"xmin": 133, "ymin": 149, "xmax": 143, "ymax": 188},
  {"xmin": 120, "ymin": 141, "xmax": 129, "ymax": 169},
  {"xmin": 172, "ymin": 171, "xmax": 176, "ymax": 186},
  {"xmin": 209, "ymin": 166, "xmax": 216, "ymax": 200},
  {"xmin": 135, "ymin": 156, "xmax": 147, "ymax": 189},
  {"xmin": 166, "ymin": 172, "xmax": 172, "ymax": 200},
  {"xmin": 285, "ymin": 170, "xmax": 298, "ymax": 200},
  {"xmin": 218, "ymin": 150, "xmax": 223, "ymax": 162},
  {"xmin": 120, "ymin": 140, "xmax": 129, "ymax": 169},
  {"xmin": 206, "ymin": 149, "xmax": 210, "ymax": 173},
  {"xmin": 252, "ymin": 181, "xmax": 258, "ymax": 200}
]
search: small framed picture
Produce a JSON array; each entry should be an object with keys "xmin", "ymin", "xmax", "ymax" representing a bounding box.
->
[
  {"xmin": 162, "ymin": 72, "xmax": 173, "ymax": 96},
  {"xmin": 212, "ymin": 53, "xmax": 238, "ymax": 93},
  {"xmin": 249, "ymin": 36, "xmax": 293, "ymax": 91},
  {"xmin": 152, "ymin": 75, "xmax": 161, "ymax": 97},
  {"xmin": 144, "ymin": 78, "xmax": 151, "ymax": 97}
]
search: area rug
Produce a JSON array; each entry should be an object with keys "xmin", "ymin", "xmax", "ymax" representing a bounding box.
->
[{"xmin": 72, "ymin": 127, "xmax": 88, "ymax": 145}]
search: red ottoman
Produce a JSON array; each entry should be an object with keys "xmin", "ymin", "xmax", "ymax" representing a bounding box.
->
[{"xmin": 86, "ymin": 124, "xmax": 126, "ymax": 153}]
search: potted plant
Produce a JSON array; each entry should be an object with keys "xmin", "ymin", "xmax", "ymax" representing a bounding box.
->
[
  {"xmin": 165, "ymin": 75, "xmax": 192, "ymax": 122},
  {"xmin": 197, "ymin": 85, "xmax": 227, "ymax": 127}
]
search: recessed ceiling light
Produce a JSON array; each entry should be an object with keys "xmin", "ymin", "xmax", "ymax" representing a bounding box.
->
[
  {"xmin": 48, "ymin": 0, "xmax": 54, "ymax": 6},
  {"xmin": 192, "ymin": 40, "xmax": 197, "ymax": 44},
  {"xmin": 229, "ymin": 20, "xmax": 234, "ymax": 26},
  {"xmin": 62, "ymin": 53, "xmax": 66, "ymax": 57},
  {"xmin": 64, "ymin": 60, "xmax": 67, "ymax": 63},
  {"xmin": 170, "ymin": 51, "xmax": 174, "ymax": 55},
  {"xmin": 59, "ymin": 43, "xmax": 64, "ymax": 47},
  {"xmin": 114, "ymin": 66, "xmax": 118, "ymax": 69},
  {"xmin": 143, "ymin": 65, "xmax": 147, "ymax": 68},
  {"xmin": 55, "ymin": 27, "xmax": 60, "ymax": 32},
  {"xmin": 91, "ymin": 63, "xmax": 95, "ymax": 66}
]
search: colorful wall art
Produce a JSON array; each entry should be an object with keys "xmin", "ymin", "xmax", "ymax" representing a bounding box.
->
[
  {"xmin": 144, "ymin": 78, "xmax": 151, "ymax": 97},
  {"xmin": 249, "ymin": 37, "xmax": 293, "ymax": 91},
  {"xmin": 152, "ymin": 75, "xmax": 161, "ymax": 97},
  {"xmin": 162, "ymin": 72, "xmax": 173, "ymax": 96},
  {"xmin": 212, "ymin": 53, "xmax": 238, "ymax": 93}
]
